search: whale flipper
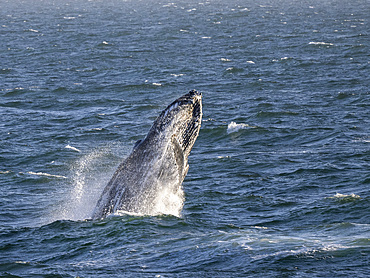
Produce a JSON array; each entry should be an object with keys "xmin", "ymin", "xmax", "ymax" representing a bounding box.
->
[{"xmin": 171, "ymin": 135, "xmax": 185, "ymax": 184}]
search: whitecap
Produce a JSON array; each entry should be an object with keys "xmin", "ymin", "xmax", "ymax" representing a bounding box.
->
[
  {"xmin": 329, "ymin": 193, "xmax": 361, "ymax": 199},
  {"xmin": 227, "ymin": 121, "xmax": 251, "ymax": 134},
  {"xmin": 0, "ymin": 170, "xmax": 11, "ymax": 174},
  {"xmin": 26, "ymin": 171, "xmax": 67, "ymax": 179},
  {"xmin": 352, "ymin": 137, "xmax": 370, "ymax": 143},
  {"xmin": 163, "ymin": 3, "xmax": 177, "ymax": 8},
  {"xmin": 273, "ymin": 57, "xmax": 290, "ymax": 62},
  {"xmin": 217, "ymin": 155, "xmax": 231, "ymax": 159},
  {"xmin": 309, "ymin": 41, "xmax": 334, "ymax": 46},
  {"xmin": 65, "ymin": 145, "xmax": 81, "ymax": 152}
]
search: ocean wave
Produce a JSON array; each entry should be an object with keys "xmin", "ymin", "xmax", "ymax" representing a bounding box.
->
[{"xmin": 251, "ymin": 243, "xmax": 349, "ymax": 260}]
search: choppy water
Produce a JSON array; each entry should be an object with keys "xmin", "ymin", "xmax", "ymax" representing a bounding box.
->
[{"xmin": 1, "ymin": 0, "xmax": 369, "ymax": 277}]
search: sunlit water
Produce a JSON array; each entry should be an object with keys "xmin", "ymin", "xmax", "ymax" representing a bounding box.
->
[{"xmin": 1, "ymin": 0, "xmax": 369, "ymax": 277}]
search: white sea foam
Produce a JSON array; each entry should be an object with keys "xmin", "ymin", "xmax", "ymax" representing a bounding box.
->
[
  {"xmin": 227, "ymin": 121, "xmax": 252, "ymax": 134},
  {"xmin": 111, "ymin": 177, "xmax": 184, "ymax": 218},
  {"xmin": 309, "ymin": 41, "xmax": 334, "ymax": 46},
  {"xmin": 146, "ymin": 184, "xmax": 184, "ymax": 217},
  {"xmin": 329, "ymin": 193, "xmax": 361, "ymax": 199},
  {"xmin": 251, "ymin": 243, "xmax": 349, "ymax": 260},
  {"xmin": 272, "ymin": 57, "xmax": 290, "ymax": 62},
  {"xmin": 0, "ymin": 170, "xmax": 11, "ymax": 174},
  {"xmin": 163, "ymin": 3, "xmax": 177, "ymax": 8},
  {"xmin": 65, "ymin": 145, "xmax": 81, "ymax": 152},
  {"xmin": 224, "ymin": 231, "xmax": 353, "ymax": 261},
  {"xmin": 352, "ymin": 137, "xmax": 370, "ymax": 143},
  {"xmin": 26, "ymin": 171, "xmax": 67, "ymax": 179}
]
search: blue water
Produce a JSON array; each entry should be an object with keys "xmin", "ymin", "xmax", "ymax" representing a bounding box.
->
[{"xmin": 1, "ymin": 0, "xmax": 369, "ymax": 277}]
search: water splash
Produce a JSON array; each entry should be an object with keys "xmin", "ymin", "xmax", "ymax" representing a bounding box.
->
[
  {"xmin": 108, "ymin": 155, "xmax": 185, "ymax": 218},
  {"xmin": 52, "ymin": 146, "xmax": 120, "ymax": 221},
  {"xmin": 52, "ymin": 143, "xmax": 185, "ymax": 221},
  {"xmin": 146, "ymin": 180, "xmax": 184, "ymax": 217},
  {"xmin": 114, "ymin": 185, "xmax": 184, "ymax": 218}
]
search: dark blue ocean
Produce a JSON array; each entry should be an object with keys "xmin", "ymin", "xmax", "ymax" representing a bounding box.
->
[{"xmin": 1, "ymin": 0, "xmax": 369, "ymax": 277}]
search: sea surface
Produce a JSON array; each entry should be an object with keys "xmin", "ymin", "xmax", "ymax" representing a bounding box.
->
[{"xmin": 1, "ymin": 0, "xmax": 369, "ymax": 277}]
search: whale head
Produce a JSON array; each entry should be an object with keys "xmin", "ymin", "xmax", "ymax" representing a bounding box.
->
[{"xmin": 149, "ymin": 90, "xmax": 202, "ymax": 157}]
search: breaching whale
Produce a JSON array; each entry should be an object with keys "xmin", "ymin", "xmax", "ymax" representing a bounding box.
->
[{"xmin": 92, "ymin": 90, "xmax": 202, "ymax": 219}]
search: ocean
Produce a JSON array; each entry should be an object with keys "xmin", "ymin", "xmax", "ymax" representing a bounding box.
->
[{"xmin": 1, "ymin": 0, "xmax": 369, "ymax": 277}]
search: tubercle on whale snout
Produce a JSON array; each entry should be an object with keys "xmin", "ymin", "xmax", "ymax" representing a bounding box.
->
[
  {"xmin": 172, "ymin": 90, "xmax": 202, "ymax": 106},
  {"xmin": 160, "ymin": 91, "xmax": 202, "ymax": 120}
]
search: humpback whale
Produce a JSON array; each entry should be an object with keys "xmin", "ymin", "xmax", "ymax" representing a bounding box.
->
[{"xmin": 92, "ymin": 90, "xmax": 202, "ymax": 219}]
